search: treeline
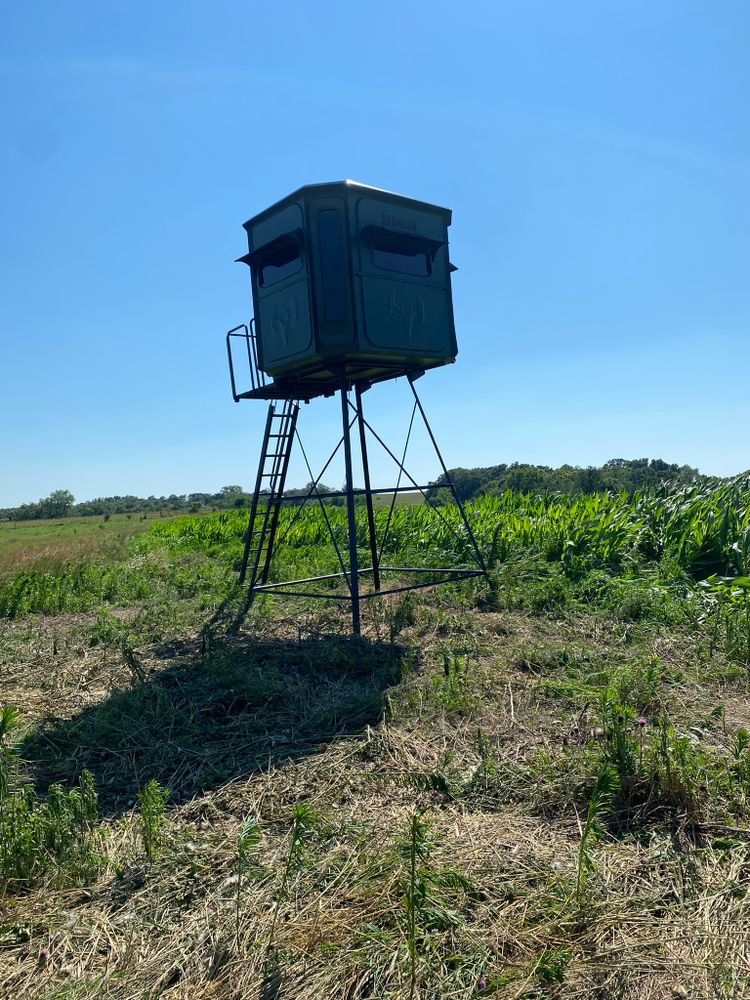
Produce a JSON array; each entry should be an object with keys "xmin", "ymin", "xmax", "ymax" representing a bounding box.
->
[
  {"xmin": 0, "ymin": 481, "xmax": 356, "ymax": 523},
  {"xmin": 428, "ymin": 457, "xmax": 704, "ymax": 503},
  {"xmin": 1, "ymin": 459, "xmax": 708, "ymax": 522},
  {"xmin": 0, "ymin": 485, "xmax": 255, "ymax": 522}
]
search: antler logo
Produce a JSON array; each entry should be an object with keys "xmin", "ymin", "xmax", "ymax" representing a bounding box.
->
[
  {"xmin": 272, "ymin": 296, "xmax": 297, "ymax": 347},
  {"xmin": 388, "ymin": 291, "xmax": 425, "ymax": 342}
]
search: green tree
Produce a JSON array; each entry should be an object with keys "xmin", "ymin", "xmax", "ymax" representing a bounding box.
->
[
  {"xmin": 39, "ymin": 489, "xmax": 75, "ymax": 518},
  {"xmin": 220, "ymin": 485, "xmax": 245, "ymax": 500}
]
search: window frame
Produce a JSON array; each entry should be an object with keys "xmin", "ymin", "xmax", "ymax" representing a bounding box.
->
[
  {"xmin": 257, "ymin": 236, "xmax": 304, "ymax": 288},
  {"xmin": 364, "ymin": 226, "xmax": 442, "ymax": 278}
]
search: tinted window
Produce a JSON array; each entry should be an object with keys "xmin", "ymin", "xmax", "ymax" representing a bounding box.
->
[
  {"xmin": 372, "ymin": 231, "xmax": 431, "ymax": 276},
  {"xmin": 259, "ymin": 241, "xmax": 302, "ymax": 287},
  {"xmin": 373, "ymin": 247, "xmax": 430, "ymax": 276},
  {"xmin": 318, "ymin": 210, "xmax": 347, "ymax": 321}
]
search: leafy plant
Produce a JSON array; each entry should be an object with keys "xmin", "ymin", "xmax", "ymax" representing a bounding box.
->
[
  {"xmin": 430, "ymin": 651, "xmax": 475, "ymax": 714},
  {"xmin": 137, "ymin": 779, "xmax": 170, "ymax": 860},
  {"xmin": 0, "ymin": 706, "xmax": 102, "ymax": 890},
  {"xmin": 536, "ymin": 946, "xmax": 572, "ymax": 984},
  {"xmin": 575, "ymin": 765, "xmax": 617, "ymax": 902},
  {"xmin": 702, "ymin": 575, "xmax": 750, "ymax": 665},
  {"xmin": 599, "ymin": 694, "xmax": 638, "ymax": 780},
  {"xmin": 386, "ymin": 593, "xmax": 417, "ymax": 642},
  {"xmin": 395, "ymin": 811, "xmax": 477, "ymax": 999},
  {"xmin": 401, "ymin": 811, "xmax": 433, "ymax": 1000},
  {"xmin": 235, "ymin": 815, "xmax": 262, "ymax": 947},
  {"xmin": 267, "ymin": 803, "xmax": 319, "ymax": 951}
]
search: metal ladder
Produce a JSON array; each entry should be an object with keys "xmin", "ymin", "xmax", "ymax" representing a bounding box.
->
[{"xmin": 239, "ymin": 399, "xmax": 299, "ymax": 590}]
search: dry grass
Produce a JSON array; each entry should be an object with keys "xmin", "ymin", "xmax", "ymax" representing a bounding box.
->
[{"xmin": 1, "ymin": 593, "xmax": 750, "ymax": 998}]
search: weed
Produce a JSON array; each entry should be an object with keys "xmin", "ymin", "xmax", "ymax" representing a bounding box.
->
[
  {"xmin": 395, "ymin": 812, "xmax": 477, "ymax": 999},
  {"xmin": 137, "ymin": 778, "xmax": 170, "ymax": 860},
  {"xmin": 430, "ymin": 651, "xmax": 476, "ymax": 714},
  {"xmin": 536, "ymin": 946, "xmax": 572, "ymax": 984},
  {"xmin": 402, "ymin": 811, "xmax": 430, "ymax": 999},
  {"xmin": 86, "ymin": 608, "xmax": 128, "ymax": 648},
  {"xmin": 702, "ymin": 575, "xmax": 750, "ymax": 666},
  {"xmin": 236, "ymin": 815, "xmax": 262, "ymax": 947},
  {"xmin": 609, "ymin": 655, "xmax": 667, "ymax": 715},
  {"xmin": 0, "ymin": 706, "xmax": 101, "ymax": 890},
  {"xmin": 575, "ymin": 765, "xmax": 617, "ymax": 901},
  {"xmin": 267, "ymin": 803, "xmax": 319, "ymax": 952},
  {"xmin": 515, "ymin": 644, "xmax": 579, "ymax": 673},
  {"xmin": 386, "ymin": 593, "xmax": 416, "ymax": 642},
  {"xmin": 528, "ymin": 575, "xmax": 570, "ymax": 614}
]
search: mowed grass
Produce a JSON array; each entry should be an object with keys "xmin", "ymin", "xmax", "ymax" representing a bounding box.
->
[{"xmin": 1, "ymin": 478, "xmax": 750, "ymax": 998}]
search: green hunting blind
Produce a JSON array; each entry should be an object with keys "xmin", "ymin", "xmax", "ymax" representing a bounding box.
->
[
  {"xmin": 234, "ymin": 180, "xmax": 457, "ymax": 394},
  {"xmin": 224, "ymin": 180, "xmax": 485, "ymax": 636}
]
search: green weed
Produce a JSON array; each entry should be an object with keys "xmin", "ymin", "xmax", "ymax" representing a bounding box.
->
[
  {"xmin": 137, "ymin": 778, "xmax": 170, "ymax": 860},
  {"xmin": 0, "ymin": 706, "xmax": 102, "ymax": 890},
  {"xmin": 575, "ymin": 765, "xmax": 617, "ymax": 902},
  {"xmin": 235, "ymin": 815, "xmax": 262, "ymax": 947},
  {"xmin": 395, "ymin": 812, "xmax": 477, "ymax": 999},
  {"xmin": 430, "ymin": 651, "xmax": 476, "ymax": 715}
]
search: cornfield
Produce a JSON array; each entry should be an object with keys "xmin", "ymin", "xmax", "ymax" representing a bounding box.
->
[
  {"xmin": 2, "ymin": 474, "xmax": 749, "ymax": 632},
  {"xmin": 150, "ymin": 472, "xmax": 750, "ymax": 580}
]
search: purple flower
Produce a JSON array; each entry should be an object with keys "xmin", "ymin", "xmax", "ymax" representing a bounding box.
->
[
  {"xmin": 37, "ymin": 948, "xmax": 51, "ymax": 968},
  {"xmin": 637, "ymin": 717, "xmax": 647, "ymax": 727},
  {"xmin": 477, "ymin": 979, "xmax": 487, "ymax": 992}
]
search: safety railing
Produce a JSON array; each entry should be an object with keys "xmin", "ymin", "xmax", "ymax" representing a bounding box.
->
[{"xmin": 226, "ymin": 319, "xmax": 267, "ymax": 401}]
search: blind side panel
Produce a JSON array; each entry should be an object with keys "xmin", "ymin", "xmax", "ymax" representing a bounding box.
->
[
  {"xmin": 257, "ymin": 281, "xmax": 315, "ymax": 371},
  {"xmin": 354, "ymin": 197, "xmax": 456, "ymax": 358},
  {"xmin": 251, "ymin": 202, "xmax": 315, "ymax": 373}
]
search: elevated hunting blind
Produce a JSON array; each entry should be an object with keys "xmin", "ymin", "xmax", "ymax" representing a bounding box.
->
[
  {"xmin": 233, "ymin": 180, "xmax": 457, "ymax": 396},
  {"xmin": 224, "ymin": 181, "xmax": 485, "ymax": 636}
]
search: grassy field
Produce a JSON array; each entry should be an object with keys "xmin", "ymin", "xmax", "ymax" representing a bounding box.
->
[
  {"xmin": 1, "ymin": 478, "xmax": 750, "ymax": 998},
  {"xmin": 0, "ymin": 512, "xmax": 170, "ymax": 578},
  {"xmin": 372, "ymin": 491, "xmax": 424, "ymax": 507}
]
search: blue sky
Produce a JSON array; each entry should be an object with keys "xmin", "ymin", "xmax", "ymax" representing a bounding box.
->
[{"xmin": 1, "ymin": 1, "xmax": 747, "ymax": 507}]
